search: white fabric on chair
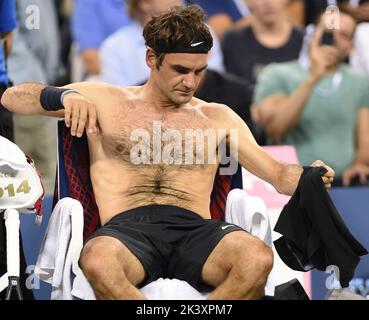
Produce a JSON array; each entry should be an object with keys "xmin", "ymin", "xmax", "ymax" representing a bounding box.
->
[
  {"xmin": 35, "ymin": 197, "xmax": 95, "ymax": 300},
  {"xmin": 225, "ymin": 189, "xmax": 272, "ymax": 247}
]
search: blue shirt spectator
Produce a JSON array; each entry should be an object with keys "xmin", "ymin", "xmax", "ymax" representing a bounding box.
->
[
  {"xmin": 186, "ymin": 0, "xmax": 250, "ymax": 39},
  {"xmin": 187, "ymin": 0, "xmax": 246, "ymax": 22},
  {"xmin": 72, "ymin": 0, "xmax": 132, "ymax": 51},
  {"xmin": 0, "ymin": 0, "xmax": 17, "ymax": 85}
]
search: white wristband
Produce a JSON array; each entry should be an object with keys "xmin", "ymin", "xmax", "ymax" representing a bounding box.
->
[{"xmin": 60, "ymin": 89, "xmax": 81, "ymax": 106}]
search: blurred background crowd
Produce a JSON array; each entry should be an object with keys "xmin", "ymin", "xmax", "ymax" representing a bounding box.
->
[{"xmin": 1, "ymin": 0, "xmax": 369, "ymax": 194}]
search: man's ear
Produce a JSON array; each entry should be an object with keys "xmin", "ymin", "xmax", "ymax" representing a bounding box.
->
[{"xmin": 146, "ymin": 48, "xmax": 156, "ymax": 70}]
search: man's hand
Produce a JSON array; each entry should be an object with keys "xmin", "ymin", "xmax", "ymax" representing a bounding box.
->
[
  {"xmin": 311, "ymin": 160, "xmax": 335, "ymax": 190},
  {"xmin": 309, "ymin": 45, "xmax": 339, "ymax": 80},
  {"xmin": 342, "ymin": 163, "xmax": 369, "ymax": 187},
  {"xmin": 63, "ymin": 93, "xmax": 98, "ymax": 137},
  {"xmin": 309, "ymin": 25, "xmax": 340, "ymax": 81}
]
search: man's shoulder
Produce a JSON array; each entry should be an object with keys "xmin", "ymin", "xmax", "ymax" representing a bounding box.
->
[
  {"xmin": 68, "ymin": 82, "xmax": 139, "ymax": 103},
  {"xmin": 195, "ymin": 99, "xmax": 234, "ymax": 121}
]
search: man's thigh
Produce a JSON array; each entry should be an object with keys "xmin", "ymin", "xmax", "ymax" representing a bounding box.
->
[
  {"xmin": 81, "ymin": 235, "xmax": 146, "ymax": 287},
  {"xmin": 201, "ymin": 230, "xmax": 267, "ymax": 287}
]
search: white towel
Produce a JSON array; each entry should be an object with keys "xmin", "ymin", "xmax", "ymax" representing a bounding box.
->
[
  {"xmin": 35, "ymin": 197, "xmax": 95, "ymax": 300},
  {"xmin": 225, "ymin": 189, "xmax": 272, "ymax": 247},
  {"xmin": 225, "ymin": 189, "xmax": 274, "ymax": 295}
]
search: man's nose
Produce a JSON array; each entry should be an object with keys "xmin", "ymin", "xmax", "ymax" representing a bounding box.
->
[{"xmin": 182, "ymin": 73, "xmax": 196, "ymax": 89}]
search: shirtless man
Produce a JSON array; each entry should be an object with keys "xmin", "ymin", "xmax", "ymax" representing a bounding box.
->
[{"xmin": 1, "ymin": 5, "xmax": 334, "ymax": 300}]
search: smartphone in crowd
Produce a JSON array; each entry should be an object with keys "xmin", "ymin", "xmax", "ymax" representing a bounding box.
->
[{"xmin": 321, "ymin": 31, "xmax": 335, "ymax": 46}]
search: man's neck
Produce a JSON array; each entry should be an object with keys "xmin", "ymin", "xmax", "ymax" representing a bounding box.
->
[
  {"xmin": 251, "ymin": 15, "xmax": 291, "ymax": 36},
  {"xmin": 141, "ymin": 79, "xmax": 179, "ymax": 109},
  {"xmin": 251, "ymin": 15, "xmax": 293, "ymax": 49}
]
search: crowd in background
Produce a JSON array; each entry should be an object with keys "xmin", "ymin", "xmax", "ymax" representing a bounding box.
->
[{"xmin": 1, "ymin": 0, "xmax": 369, "ymax": 193}]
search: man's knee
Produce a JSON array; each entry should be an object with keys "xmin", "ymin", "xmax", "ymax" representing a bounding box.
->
[
  {"xmin": 80, "ymin": 237, "xmax": 123, "ymax": 281},
  {"xmin": 252, "ymin": 243, "xmax": 274, "ymax": 275},
  {"xmin": 80, "ymin": 239, "xmax": 106, "ymax": 280},
  {"xmin": 234, "ymin": 239, "xmax": 274, "ymax": 279}
]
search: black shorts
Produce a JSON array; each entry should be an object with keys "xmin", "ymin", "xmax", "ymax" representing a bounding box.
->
[{"xmin": 87, "ymin": 204, "xmax": 245, "ymax": 291}]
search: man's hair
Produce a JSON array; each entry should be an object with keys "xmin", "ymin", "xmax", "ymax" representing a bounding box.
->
[{"xmin": 143, "ymin": 5, "xmax": 213, "ymax": 68}]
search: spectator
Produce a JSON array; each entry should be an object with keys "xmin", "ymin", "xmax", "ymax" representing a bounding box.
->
[
  {"xmin": 186, "ymin": 0, "xmax": 251, "ymax": 39},
  {"xmin": 0, "ymin": 0, "xmax": 16, "ymax": 141},
  {"xmin": 71, "ymin": 0, "xmax": 132, "ymax": 77},
  {"xmin": 222, "ymin": 0, "xmax": 304, "ymax": 90},
  {"xmin": 8, "ymin": 0, "xmax": 62, "ymax": 193},
  {"xmin": 100, "ymin": 0, "xmax": 224, "ymax": 87},
  {"xmin": 189, "ymin": 0, "xmax": 305, "ymax": 39},
  {"xmin": 253, "ymin": 11, "xmax": 369, "ymax": 186}
]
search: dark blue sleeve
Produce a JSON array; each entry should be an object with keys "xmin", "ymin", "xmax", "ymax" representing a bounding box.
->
[{"xmin": 0, "ymin": 0, "xmax": 17, "ymax": 33}]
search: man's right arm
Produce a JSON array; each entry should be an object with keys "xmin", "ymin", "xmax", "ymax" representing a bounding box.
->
[
  {"xmin": 219, "ymin": 104, "xmax": 335, "ymax": 195},
  {"xmin": 1, "ymin": 82, "xmax": 98, "ymax": 137},
  {"xmin": 1, "ymin": 83, "xmax": 51, "ymax": 115},
  {"xmin": 256, "ymin": 31, "xmax": 338, "ymax": 142},
  {"xmin": 256, "ymin": 73, "xmax": 319, "ymax": 142}
]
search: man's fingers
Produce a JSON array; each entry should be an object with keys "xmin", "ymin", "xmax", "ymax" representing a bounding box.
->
[
  {"xmin": 76, "ymin": 103, "xmax": 88, "ymax": 137},
  {"xmin": 63, "ymin": 95, "xmax": 98, "ymax": 137},
  {"xmin": 324, "ymin": 166, "xmax": 335, "ymax": 178},
  {"xmin": 70, "ymin": 104, "xmax": 80, "ymax": 136},
  {"xmin": 312, "ymin": 160, "xmax": 335, "ymax": 177},
  {"xmin": 322, "ymin": 176, "xmax": 330, "ymax": 184},
  {"xmin": 359, "ymin": 169, "xmax": 369, "ymax": 185},
  {"xmin": 64, "ymin": 104, "xmax": 72, "ymax": 128},
  {"xmin": 87, "ymin": 104, "xmax": 98, "ymax": 133},
  {"xmin": 342, "ymin": 171, "xmax": 353, "ymax": 187}
]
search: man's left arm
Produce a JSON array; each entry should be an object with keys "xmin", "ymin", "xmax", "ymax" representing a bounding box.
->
[
  {"xmin": 221, "ymin": 105, "xmax": 335, "ymax": 195},
  {"xmin": 342, "ymin": 108, "xmax": 369, "ymax": 186}
]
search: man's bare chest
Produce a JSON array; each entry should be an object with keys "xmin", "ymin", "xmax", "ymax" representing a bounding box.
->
[{"xmin": 98, "ymin": 105, "xmax": 221, "ymax": 167}]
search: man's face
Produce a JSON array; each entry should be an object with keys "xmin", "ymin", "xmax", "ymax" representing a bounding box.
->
[
  {"xmin": 315, "ymin": 12, "xmax": 356, "ymax": 63},
  {"xmin": 245, "ymin": 0, "xmax": 288, "ymax": 24},
  {"xmin": 149, "ymin": 52, "xmax": 208, "ymax": 106},
  {"xmin": 332, "ymin": 14, "xmax": 356, "ymax": 61}
]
